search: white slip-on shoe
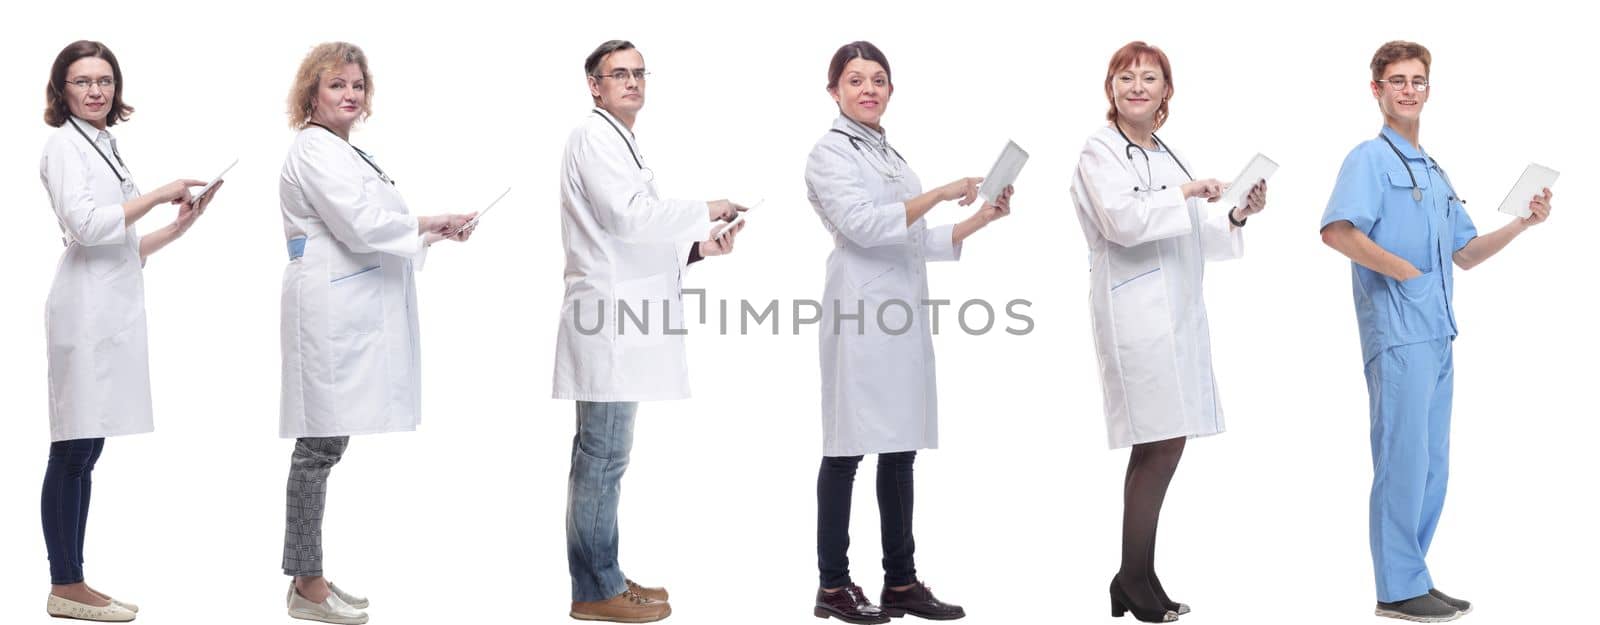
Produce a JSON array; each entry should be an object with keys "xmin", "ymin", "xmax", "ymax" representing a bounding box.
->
[
  {"xmin": 46, "ymin": 594, "xmax": 136, "ymax": 622},
  {"xmin": 85, "ymin": 587, "xmax": 138, "ymax": 613},
  {"xmin": 287, "ymin": 584, "xmax": 368, "ymax": 625},
  {"xmin": 328, "ymin": 581, "xmax": 369, "ymax": 609}
]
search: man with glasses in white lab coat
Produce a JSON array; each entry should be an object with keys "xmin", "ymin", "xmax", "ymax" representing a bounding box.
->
[{"xmin": 551, "ymin": 39, "xmax": 749, "ymax": 623}]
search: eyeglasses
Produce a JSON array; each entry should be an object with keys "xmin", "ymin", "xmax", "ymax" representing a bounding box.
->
[
  {"xmin": 594, "ymin": 69, "xmax": 650, "ymax": 82},
  {"xmin": 1379, "ymin": 77, "xmax": 1429, "ymax": 92},
  {"xmin": 65, "ymin": 77, "xmax": 116, "ymax": 90}
]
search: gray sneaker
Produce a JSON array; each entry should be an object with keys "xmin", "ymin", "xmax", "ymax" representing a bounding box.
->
[
  {"xmin": 1429, "ymin": 588, "xmax": 1471, "ymax": 615},
  {"xmin": 1376, "ymin": 594, "xmax": 1461, "ymax": 623}
]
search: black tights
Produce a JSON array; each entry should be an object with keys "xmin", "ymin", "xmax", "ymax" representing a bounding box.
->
[{"xmin": 1116, "ymin": 436, "xmax": 1186, "ymax": 609}]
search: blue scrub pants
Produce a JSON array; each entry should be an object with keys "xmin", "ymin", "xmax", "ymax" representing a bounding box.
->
[{"xmin": 1363, "ymin": 337, "xmax": 1453, "ymax": 602}]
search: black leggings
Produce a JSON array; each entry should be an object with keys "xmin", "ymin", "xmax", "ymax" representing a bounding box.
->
[{"xmin": 816, "ymin": 451, "xmax": 917, "ymax": 589}]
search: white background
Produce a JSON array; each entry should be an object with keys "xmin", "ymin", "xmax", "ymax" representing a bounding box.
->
[{"xmin": 1, "ymin": 1, "xmax": 1593, "ymax": 624}]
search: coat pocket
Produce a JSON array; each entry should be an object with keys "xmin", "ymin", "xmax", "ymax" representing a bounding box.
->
[
  {"xmin": 612, "ymin": 271, "xmax": 682, "ymax": 347},
  {"xmin": 328, "ymin": 262, "xmax": 384, "ymax": 337}
]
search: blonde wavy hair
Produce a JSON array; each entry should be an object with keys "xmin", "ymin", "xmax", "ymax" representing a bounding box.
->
[{"xmin": 286, "ymin": 42, "xmax": 373, "ymax": 129}]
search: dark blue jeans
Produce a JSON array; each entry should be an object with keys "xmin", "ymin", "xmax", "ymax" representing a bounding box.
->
[
  {"xmin": 817, "ymin": 452, "xmax": 918, "ymax": 589},
  {"xmin": 42, "ymin": 438, "xmax": 105, "ymax": 585}
]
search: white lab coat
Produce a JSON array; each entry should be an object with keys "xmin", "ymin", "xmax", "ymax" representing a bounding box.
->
[
  {"xmin": 805, "ymin": 115, "xmax": 962, "ymax": 457},
  {"xmin": 552, "ymin": 109, "xmax": 708, "ymax": 402},
  {"xmin": 279, "ymin": 127, "xmax": 429, "ymax": 438},
  {"xmin": 1069, "ymin": 125, "xmax": 1243, "ymax": 449},
  {"xmin": 40, "ymin": 118, "xmax": 153, "ymax": 442}
]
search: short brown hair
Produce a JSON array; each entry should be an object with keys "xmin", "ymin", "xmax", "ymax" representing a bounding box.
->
[
  {"xmin": 1104, "ymin": 41, "xmax": 1173, "ymax": 130},
  {"xmin": 1370, "ymin": 41, "xmax": 1431, "ymax": 82},
  {"xmin": 44, "ymin": 40, "xmax": 134, "ymax": 128},
  {"xmin": 287, "ymin": 42, "xmax": 373, "ymax": 129}
]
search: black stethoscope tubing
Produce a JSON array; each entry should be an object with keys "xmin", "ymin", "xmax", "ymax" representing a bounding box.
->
[
  {"xmin": 1113, "ymin": 121, "xmax": 1193, "ymax": 191},
  {"xmin": 1378, "ymin": 132, "xmax": 1463, "ymax": 205},
  {"xmin": 309, "ymin": 121, "xmax": 395, "ymax": 186},
  {"xmin": 67, "ymin": 118, "xmax": 129, "ymax": 185}
]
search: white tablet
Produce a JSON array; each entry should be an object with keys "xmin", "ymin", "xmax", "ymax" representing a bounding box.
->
[
  {"xmin": 1496, "ymin": 163, "xmax": 1558, "ymax": 218},
  {"xmin": 193, "ymin": 158, "xmax": 237, "ymax": 203},
  {"xmin": 978, "ymin": 141, "xmax": 1028, "ymax": 205},
  {"xmin": 717, "ymin": 198, "xmax": 761, "ymax": 232},
  {"xmin": 455, "ymin": 187, "xmax": 511, "ymax": 234},
  {"xmin": 1218, "ymin": 153, "xmax": 1277, "ymax": 210}
]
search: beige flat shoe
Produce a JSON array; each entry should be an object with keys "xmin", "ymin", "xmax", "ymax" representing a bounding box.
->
[
  {"xmin": 287, "ymin": 582, "xmax": 368, "ymax": 625},
  {"xmin": 87, "ymin": 588, "xmax": 138, "ymax": 613},
  {"xmin": 329, "ymin": 581, "xmax": 368, "ymax": 610},
  {"xmin": 46, "ymin": 594, "xmax": 136, "ymax": 622}
]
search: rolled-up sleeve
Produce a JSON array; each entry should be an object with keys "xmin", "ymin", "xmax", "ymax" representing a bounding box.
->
[
  {"xmin": 1199, "ymin": 204, "xmax": 1244, "ymax": 261},
  {"xmin": 41, "ymin": 135, "xmax": 125, "ymax": 246},
  {"xmin": 805, "ymin": 140, "xmax": 909, "ymax": 249},
  {"xmin": 919, "ymin": 223, "xmax": 960, "ymax": 262}
]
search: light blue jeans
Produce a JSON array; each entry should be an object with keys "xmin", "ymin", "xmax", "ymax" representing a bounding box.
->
[{"xmin": 567, "ymin": 401, "xmax": 638, "ymax": 602}]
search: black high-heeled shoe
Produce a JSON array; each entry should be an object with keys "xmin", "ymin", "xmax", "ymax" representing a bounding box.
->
[
  {"xmin": 1150, "ymin": 573, "xmax": 1191, "ymax": 615},
  {"xmin": 1109, "ymin": 576, "xmax": 1178, "ymax": 623}
]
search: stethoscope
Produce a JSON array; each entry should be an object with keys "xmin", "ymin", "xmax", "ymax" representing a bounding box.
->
[
  {"xmin": 67, "ymin": 117, "xmax": 137, "ymax": 197},
  {"xmin": 594, "ymin": 108, "xmax": 654, "ymax": 183},
  {"xmin": 830, "ymin": 117, "xmax": 907, "ymax": 181},
  {"xmin": 309, "ymin": 122, "xmax": 396, "ymax": 186},
  {"xmin": 1379, "ymin": 132, "xmax": 1463, "ymax": 206},
  {"xmin": 1114, "ymin": 120, "xmax": 1192, "ymax": 193}
]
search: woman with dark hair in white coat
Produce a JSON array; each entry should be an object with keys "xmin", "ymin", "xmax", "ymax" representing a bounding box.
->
[
  {"xmin": 804, "ymin": 40, "xmax": 1013, "ymax": 625},
  {"xmin": 38, "ymin": 39, "xmax": 222, "ymax": 623},
  {"xmin": 276, "ymin": 41, "xmax": 475, "ymax": 625}
]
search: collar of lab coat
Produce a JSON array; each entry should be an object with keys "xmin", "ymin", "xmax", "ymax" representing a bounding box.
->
[
  {"xmin": 593, "ymin": 107, "xmax": 640, "ymax": 151},
  {"xmin": 835, "ymin": 114, "xmax": 890, "ymax": 148},
  {"xmin": 1379, "ymin": 125, "xmax": 1426, "ymax": 161},
  {"xmin": 68, "ymin": 115, "xmax": 114, "ymax": 146}
]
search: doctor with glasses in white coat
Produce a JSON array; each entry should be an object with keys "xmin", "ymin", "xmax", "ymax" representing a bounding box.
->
[{"xmin": 552, "ymin": 38, "xmax": 748, "ymax": 624}]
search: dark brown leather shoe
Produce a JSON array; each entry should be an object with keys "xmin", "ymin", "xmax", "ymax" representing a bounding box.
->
[
  {"xmin": 626, "ymin": 579, "xmax": 668, "ymax": 602},
  {"xmin": 814, "ymin": 585, "xmax": 890, "ymax": 624},
  {"xmin": 881, "ymin": 581, "xmax": 965, "ymax": 620}
]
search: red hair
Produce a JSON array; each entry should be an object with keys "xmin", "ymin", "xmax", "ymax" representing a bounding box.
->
[{"xmin": 1103, "ymin": 41, "xmax": 1173, "ymax": 130}]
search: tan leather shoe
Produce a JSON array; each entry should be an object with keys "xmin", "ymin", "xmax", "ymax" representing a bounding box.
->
[
  {"xmin": 626, "ymin": 579, "xmax": 668, "ymax": 602},
  {"xmin": 570, "ymin": 589, "xmax": 670, "ymax": 623}
]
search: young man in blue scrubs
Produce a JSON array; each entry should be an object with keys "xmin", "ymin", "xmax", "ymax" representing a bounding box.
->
[{"xmin": 1320, "ymin": 40, "xmax": 1554, "ymax": 623}]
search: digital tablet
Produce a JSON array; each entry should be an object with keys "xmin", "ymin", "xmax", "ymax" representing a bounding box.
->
[{"xmin": 978, "ymin": 141, "xmax": 1028, "ymax": 205}]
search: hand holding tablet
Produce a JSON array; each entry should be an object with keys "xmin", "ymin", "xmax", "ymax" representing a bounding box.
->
[
  {"xmin": 453, "ymin": 187, "xmax": 511, "ymax": 235},
  {"xmin": 1218, "ymin": 153, "xmax": 1277, "ymax": 210},
  {"xmin": 1496, "ymin": 163, "xmax": 1558, "ymax": 219},
  {"xmin": 978, "ymin": 141, "xmax": 1028, "ymax": 206},
  {"xmin": 192, "ymin": 158, "xmax": 238, "ymax": 205}
]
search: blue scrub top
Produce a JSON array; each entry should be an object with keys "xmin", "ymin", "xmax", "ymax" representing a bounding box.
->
[{"xmin": 1320, "ymin": 126, "xmax": 1478, "ymax": 364}]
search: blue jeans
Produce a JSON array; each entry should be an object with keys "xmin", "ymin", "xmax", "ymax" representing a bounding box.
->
[
  {"xmin": 42, "ymin": 438, "xmax": 105, "ymax": 585},
  {"xmin": 567, "ymin": 401, "xmax": 638, "ymax": 602},
  {"xmin": 1365, "ymin": 338, "xmax": 1453, "ymax": 602}
]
